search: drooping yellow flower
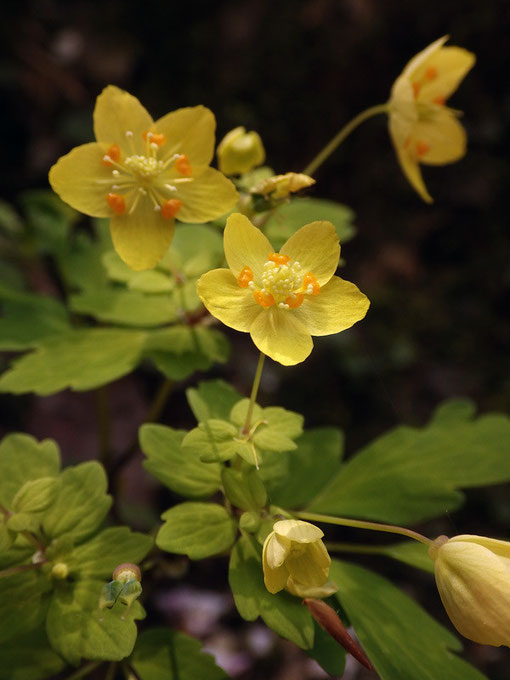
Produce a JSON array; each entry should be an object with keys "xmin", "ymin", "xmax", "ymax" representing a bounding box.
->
[
  {"xmin": 262, "ymin": 519, "xmax": 337, "ymax": 597},
  {"xmin": 388, "ymin": 36, "xmax": 475, "ymax": 202},
  {"xmin": 429, "ymin": 534, "xmax": 510, "ymax": 646},
  {"xmin": 49, "ymin": 86, "xmax": 238, "ymax": 270},
  {"xmin": 197, "ymin": 213, "xmax": 369, "ymax": 365},
  {"xmin": 217, "ymin": 126, "xmax": 265, "ymax": 175}
]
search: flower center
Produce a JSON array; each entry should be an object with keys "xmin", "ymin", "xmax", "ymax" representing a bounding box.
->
[
  {"xmin": 124, "ymin": 154, "xmax": 165, "ymax": 179},
  {"xmin": 99, "ymin": 130, "xmax": 195, "ymax": 220},
  {"xmin": 237, "ymin": 253, "xmax": 320, "ymax": 310}
]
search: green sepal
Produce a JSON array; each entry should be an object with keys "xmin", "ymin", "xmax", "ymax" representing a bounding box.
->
[
  {"xmin": 99, "ymin": 580, "xmax": 125, "ymax": 610},
  {"xmin": 157, "ymin": 502, "xmax": 237, "ymax": 559}
]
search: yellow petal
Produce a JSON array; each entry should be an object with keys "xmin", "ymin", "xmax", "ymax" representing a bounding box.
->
[
  {"xmin": 308, "ymin": 541, "xmax": 332, "ymax": 570},
  {"xmin": 93, "ymin": 86, "xmax": 153, "ymax": 152},
  {"xmin": 400, "ymin": 36, "xmax": 449, "ymax": 79},
  {"xmin": 273, "ymin": 519, "xmax": 324, "ymax": 543},
  {"xmin": 287, "ymin": 552, "xmax": 329, "ymax": 588},
  {"xmin": 109, "ymin": 195, "xmax": 175, "ymax": 270},
  {"xmin": 449, "ymin": 535, "xmax": 510, "ymax": 562},
  {"xmin": 264, "ymin": 533, "xmax": 291, "ymax": 569},
  {"xmin": 223, "ymin": 213, "xmax": 273, "ymax": 281},
  {"xmin": 435, "ymin": 541, "xmax": 510, "ymax": 646},
  {"xmin": 263, "ymin": 563, "xmax": 289, "ymax": 594},
  {"xmin": 293, "ymin": 276, "xmax": 369, "ymax": 336},
  {"xmin": 176, "ymin": 168, "xmax": 238, "ymax": 223},
  {"xmin": 388, "ymin": 75, "xmax": 417, "ymax": 145},
  {"xmin": 280, "ymin": 221, "xmax": 340, "ymax": 286},
  {"xmin": 416, "ymin": 47, "xmax": 475, "ymax": 103},
  {"xmin": 391, "ymin": 138, "xmax": 433, "ymax": 203},
  {"xmin": 49, "ymin": 142, "xmax": 113, "ymax": 217},
  {"xmin": 154, "ymin": 105, "xmax": 216, "ymax": 166},
  {"xmin": 197, "ymin": 268, "xmax": 261, "ymax": 331},
  {"xmin": 249, "ymin": 307, "xmax": 313, "ymax": 366},
  {"xmin": 413, "ymin": 109, "xmax": 467, "ymax": 165}
]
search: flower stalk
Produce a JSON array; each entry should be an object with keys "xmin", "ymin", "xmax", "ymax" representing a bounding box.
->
[
  {"xmin": 303, "ymin": 103, "xmax": 389, "ymax": 176},
  {"xmin": 242, "ymin": 352, "xmax": 265, "ymax": 435},
  {"xmin": 296, "ymin": 511, "xmax": 432, "ymax": 546}
]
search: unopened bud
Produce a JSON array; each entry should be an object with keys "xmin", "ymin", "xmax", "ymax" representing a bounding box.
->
[
  {"xmin": 217, "ymin": 126, "xmax": 265, "ymax": 175},
  {"xmin": 113, "ymin": 563, "xmax": 141, "ymax": 583},
  {"xmin": 50, "ymin": 562, "xmax": 69, "ymax": 580}
]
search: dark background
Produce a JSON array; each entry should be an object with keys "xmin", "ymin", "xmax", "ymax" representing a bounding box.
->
[{"xmin": 1, "ymin": 1, "xmax": 509, "ymax": 678}]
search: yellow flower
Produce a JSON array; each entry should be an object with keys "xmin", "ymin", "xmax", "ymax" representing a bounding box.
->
[
  {"xmin": 262, "ymin": 519, "xmax": 337, "ymax": 597},
  {"xmin": 197, "ymin": 213, "xmax": 369, "ymax": 365},
  {"xmin": 429, "ymin": 534, "xmax": 510, "ymax": 646},
  {"xmin": 388, "ymin": 36, "xmax": 475, "ymax": 202},
  {"xmin": 217, "ymin": 126, "xmax": 265, "ymax": 175},
  {"xmin": 49, "ymin": 86, "xmax": 238, "ymax": 270},
  {"xmin": 250, "ymin": 172, "xmax": 315, "ymax": 200}
]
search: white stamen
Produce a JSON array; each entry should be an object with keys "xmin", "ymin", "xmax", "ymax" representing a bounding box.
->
[
  {"xmin": 112, "ymin": 169, "xmax": 120, "ymax": 177},
  {"xmin": 154, "ymin": 205, "xmax": 161, "ymax": 212},
  {"xmin": 125, "ymin": 130, "xmax": 133, "ymax": 137},
  {"xmin": 103, "ymin": 155, "xmax": 112, "ymax": 163},
  {"xmin": 165, "ymin": 184, "xmax": 177, "ymax": 192}
]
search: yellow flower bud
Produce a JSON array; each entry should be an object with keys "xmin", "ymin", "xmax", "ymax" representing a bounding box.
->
[
  {"xmin": 250, "ymin": 172, "xmax": 315, "ymax": 200},
  {"xmin": 217, "ymin": 126, "xmax": 265, "ymax": 175},
  {"xmin": 262, "ymin": 519, "xmax": 335, "ymax": 596},
  {"xmin": 430, "ymin": 534, "xmax": 510, "ymax": 647}
]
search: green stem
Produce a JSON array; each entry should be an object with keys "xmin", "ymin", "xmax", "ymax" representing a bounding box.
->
[
  {"xmin": 0, "ymin": 562, "xmax": 45, "ymax": 579},
  {"xmin": 145, "ymin": 377, "xmax": 173, "ymax": 423},
  {"xmin": 302, "ymin": 103, "xmax": 389, "ymax": 176},
  {"xmin": 242, "ymin": 352, "xmax": 265, "ymax": 435},
  {"xmin": 325, "ymin": 542, "xmax": 394, "ymax": 555},
  {"xmin": 65, "ymin": 661, "xmax": 102, "ymax": 680},
  {"xmin": 296, "ymin": 511, "xmax": 432, "ymax": 546},
  {"xmin": 104, "ymin": 662, "xmax": 117, "ymax": 680}
]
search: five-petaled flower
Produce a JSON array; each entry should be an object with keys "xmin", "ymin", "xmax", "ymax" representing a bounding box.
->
[
  {"xmin": 262, "ymin": 519, "xmax": 337, "ymax": 598},
  {"xmin": 388, "ymin": 36, "xmax": 475, "ymax": 202},
  {"xmin": 429, "ymin": 534, "xmax": 510, "ymax": 647},
  {"xmin": 49, "ymin": 86, "xmax": 238, "ymax": 270},
  {"xmin": 197, "ymin": 213, "xmax": 369, "ymax": 365}
]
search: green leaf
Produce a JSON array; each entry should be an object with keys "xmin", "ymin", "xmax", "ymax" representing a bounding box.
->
[
  {"xmin": 228, "ymin": 535, "xmax": 314, "ymax": 649},
  {"xmin": 6, "ymin": 512, "xmax": 41, "ymax": 533},
  {"xmin": 163, "ymin": 223, "xmax": 224, "ymax": 278},
  {"xmin": 308, "ymin": 400, "xmax": 510, "ymax": 523},
  {"xmin": 229, "ymin": 400, "xmax": 303, "ymax": 453},
  {"xmin": 182, "ymin": 421, "xmax": 239, "ymax": 463},
  {"xmin": 21, "ymin": 190, "xmax": 77, "ymax": 251},
  {"xmin": 46, "ymin": 578, "xmax": 144, "ymax": 665},
  {"xmin": 12, "ymin": 477, "xmax": 58, "ymax": 514},
  {"xmin": 0, "ymin": 285, "xmax": 71, "ymax": 350},
  {"xmin": 141, "ymin": 424, "xmax": 222, "ymax": 499},
  {"xmin": 0, "ymin": 433, "xmax": 60, "ymax": 508},
  {"xmin": 42, "ymin": 462, "xmax": 111, "ymax": 543},
  {"xmin": 0, "ymin": 627, "xmax": 65, "ymax": 680},
  {"xmin": 131, "ymin": 627, "xmax": 230, "ymax": 680},
  {"xmin": 0, "ymin": 329, "xmax": 147, "ymax": 395},
  {"xmin": 260, "ymin": 428, "xmax": 343, "ymax": 509},
  {"xmin": 330, "ymin": 560, "xmax": 487, "ymax": 680},
  {"xmin": 0, "ymin": 199, "xmax": 23, "ymax": 236},
  {"xmin": 0, "ymin": 571, "xmax": 51, "ymax": 644},
  {"xmin": 221, "ymin": 468, "xmax": 267, "ymax": 511},
  {"xmin": 69, "ymin": 527, "xmax": 153, "ymax": 578},
  {"xmin": 264, "ymin": 198, "xmax": 356, "ymax": 250},
  {"xmin": 379, "ymin": 541, "xmax": 435, "ymax": 573},
  {"xmin": 307, "ymin": 620, "xmax": 346, "ymax": 677},
  {"xmin": 157, "ymin": 502, "xmax": 237, "ymax": 559},
  {"xmin": 57, "ymin": 231, "xmax": 109, "ymax": 292},
  {"xmin": 186, "ymin": 379, "xmax": 243, "ymax": 422},
  {"xmin": 70, "ymin": 289, "xmax": 178, "ymax": 327},
  {"xmin": 145, "ymin": 327, "xmax": 230, "ymax": 380}
]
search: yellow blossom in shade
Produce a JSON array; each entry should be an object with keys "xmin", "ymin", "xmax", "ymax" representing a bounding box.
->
[
  {"xmin": 250, "ymin": 172, "xmax": 315, "ymax": 200},
  {"xmin": 49, "ymin": 85, "xmax": 238, "ymax": 270},
  {"xmin": 197, "ymin": 213, "xmax": 369, "ymax": 366},
  {"xmin": 429, "ymin": 534, "xmax": 510, "ymax": 646},
  {"xmin": 262, "ymin": 519, "xmax": 336, "ymax": 596},
  {"xmin": 388, "ymin": 36, "xmax": 475, "ymax": 203},
  {"xmin": 217, "ymin": 126, "xmax": 266, "ymax": 175}
]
